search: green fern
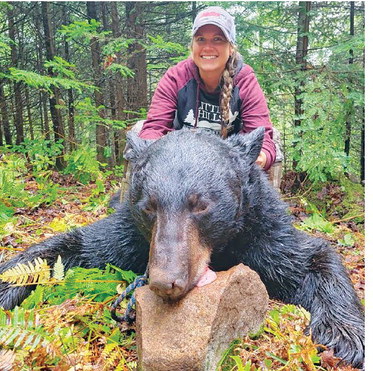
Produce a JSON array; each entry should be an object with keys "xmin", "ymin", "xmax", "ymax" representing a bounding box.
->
[
  {"xmin": 0, "ymin": 264, "xmax": 139, "ymax": 367},
  {"xmin": 17, "ymin": 263, "xmax": 136, "ymax": 308},
  {"xmin": 0, "ymin": 307, "xmax": 50, "ymax": 351},
  {"xmin": 48, "ymin": 265, "xmax": 134, "ymax": 305}
]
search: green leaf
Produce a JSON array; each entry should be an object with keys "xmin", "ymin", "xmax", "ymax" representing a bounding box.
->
[
  {"xmin": 59, "ymin": 19, "xmax": 110, "ymax": 41},
  {"xmin": 44, "ymin": 56, "xmax": 77, "ymax": 79}
]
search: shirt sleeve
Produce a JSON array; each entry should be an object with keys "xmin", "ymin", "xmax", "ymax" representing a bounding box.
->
[
  {"xmin": 237, "ymin": 67, "xmax": 276, "ymax": 171},
  {"xmin": 138, "ymin": 67, "xmax": 178, "ymax": 140}
]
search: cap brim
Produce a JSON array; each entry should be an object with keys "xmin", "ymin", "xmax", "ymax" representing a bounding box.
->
[{"xmin": 192, "ymin": 20, "xmax": 233, "ymax": 44}]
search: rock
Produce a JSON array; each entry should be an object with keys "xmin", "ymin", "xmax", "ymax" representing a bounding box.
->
[{"xmin": 136, "ymin": 263, "xmax": 269, "ymax": 371}]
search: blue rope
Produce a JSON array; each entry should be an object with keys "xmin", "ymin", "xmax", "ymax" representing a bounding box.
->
[{"xmin": 111, "ymin": 270, "xmax": 148, "ymax": 323}]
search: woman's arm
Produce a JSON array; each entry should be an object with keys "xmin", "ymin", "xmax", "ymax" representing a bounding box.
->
[{"xmin": 138, "ymin": 68, "xmax": 179, "ymax": 140}]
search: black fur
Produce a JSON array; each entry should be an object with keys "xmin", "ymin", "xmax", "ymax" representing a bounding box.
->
[{"xmin": 0, "ymin": 128, "xmax": 364, "ymax": 368}]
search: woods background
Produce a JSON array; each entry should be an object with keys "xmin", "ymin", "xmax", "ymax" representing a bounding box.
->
[
  {"xmin": 0, "ymin": 1, "xmax": 365, "ymax": 184},
  {"xmin": 0, "ymin": 2, "xmax": 366, "ymax": 369}
]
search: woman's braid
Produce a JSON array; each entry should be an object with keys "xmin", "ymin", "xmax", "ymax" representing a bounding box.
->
[{"xmin": 220, "ymin": 47, "xmax": 239, "ymax": 138}]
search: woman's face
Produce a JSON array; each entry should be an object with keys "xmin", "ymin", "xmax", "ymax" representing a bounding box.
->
[{"xmin": 191, "ymin": 24, "xmax": 233, "ymax": 78}]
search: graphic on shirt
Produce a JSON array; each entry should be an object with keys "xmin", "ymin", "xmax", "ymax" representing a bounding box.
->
[{"xmin": 184, "ymin": 102, "xmax": 238, "ymax": 134}]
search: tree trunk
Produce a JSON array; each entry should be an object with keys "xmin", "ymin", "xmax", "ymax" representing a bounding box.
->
[
  {"xmin": 293, "ymin": 1, "xmax": 311, "ymax": 169},
  {"xmin": 0, "ymin": 115, "xmax": 3, "ymax": 146},
  {"xmin": 126, "ymin": 3, "xmax": 148, "ymax": 118},
  {"xmin": 111, "ymin": 2, "xmax": 127, "ymax": 165},
  {"xmin": 35, "ymin": 7, "xmax": 50, "ymax": 141},
  {"xmin": 360, "ymin": 30, "xmax": 365, "ymax": 184},
  {"xmin": 25, "ymin": 87, "xmax": 34, "ymax": 140},
  {"xmin": 0, "ymin": 81, "xmax": 12, "ymax": 146},
  {"xmin": 87, "ymin": 1, "xmax": 107, "ymax": 164},
  {"xmin": 41, "ymin": 2, "xmax": 65, "ymax": 169},
  {"xmin": 344, "ymin": 1, "xmax": 354, "ymax": 158},
  {"xmin": 40, "ymin": 92, "xmax": 51, "ymax": 140},
  {"xmin": 63, "ymin": 5, "xmax": 76, "ymax": 152},
  {"xmin": 191, "ymin": 2, "xmax": 197, "ymax": 21},
  {"xmin": 8, "ymin": 7, "xmax": 24, "ymax": 145},
  {"xmin": 360, "ymin": 108, "xmax": 364, "ymax": 184},
  {"xmin": 99, "ymin": 2, "xmax": 115, "ymax": 167}
]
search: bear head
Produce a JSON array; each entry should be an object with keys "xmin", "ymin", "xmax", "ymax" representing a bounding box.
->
[{"xmin": 126, "ymin": 127, "xmax": 265, "ymax": 301}]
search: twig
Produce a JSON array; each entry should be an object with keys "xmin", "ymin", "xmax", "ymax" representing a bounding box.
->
[{"xmin": 331, "ymin": 213, "xmax": 364, "ymax": 224}]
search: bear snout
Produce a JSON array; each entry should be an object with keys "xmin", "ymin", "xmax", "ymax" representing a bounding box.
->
[
  {"xmin": 149, "ymin": 272, "xmax": 188, "ymax": 301},
  {"xmin": 147, "ymin": 213, "xmax": 212, "ymax": 301}
]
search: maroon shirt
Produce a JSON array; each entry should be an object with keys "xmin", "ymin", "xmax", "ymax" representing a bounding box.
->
[{"xmin": 139, "ymin": 58, "xmax": 276, "ymax": 170}]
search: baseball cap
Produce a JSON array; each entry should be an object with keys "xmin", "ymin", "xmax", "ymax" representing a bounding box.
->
[{"xmin": 192, "ymin": 6, "xmax": 236, "ymax": 44}]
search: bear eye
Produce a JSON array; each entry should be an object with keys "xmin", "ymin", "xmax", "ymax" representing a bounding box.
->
[
  {"xmin": 141, "ymin": 198, "xmax": 157, "ymax": 215},
  {"xmin": 187, "ymin": 194, "xmax": 210, "ymax": 215}
]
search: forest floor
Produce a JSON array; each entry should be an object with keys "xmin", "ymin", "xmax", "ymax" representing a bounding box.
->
[{"xmin": 0, "ymin": 172, "xmax": 364, "ymax": 370}]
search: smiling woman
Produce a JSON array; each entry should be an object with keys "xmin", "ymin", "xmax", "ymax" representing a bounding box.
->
[
  {"xmin": 137, "ymin": 6, "xmax": 277, "ymax": 171},
  {"xmin": 191, "ymin": 25, "xmax": 233, "ymax": 92}
]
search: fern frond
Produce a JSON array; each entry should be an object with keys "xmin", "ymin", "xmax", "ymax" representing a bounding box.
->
[
  {"xmin": 0, "ymin": 257, "xmax": 51, "ymax": 285},
  {"xmin": 0, "ymin": 327, "xmax": 45, "ymax": 351},
  {"xmin": 102, "ymin": 343, "xmax": 123, "ymax": 368},
  {"xmin": 0, "ymin": 307, "xmax": 49, "ymax": 351},
  {"xmin": 124, "ymin": 360, "xmax": 137, "ymax": 371},
  {"xmin": 102, "ymin": 342, "xmax": 117, "ymax": 357},
  {"xmin": 52, "ymin": 255, "xmax": 65, "ymax": 281},
  {"xmin": 0, "ymin": 349, "xmax": 15, "ymax": 371}
]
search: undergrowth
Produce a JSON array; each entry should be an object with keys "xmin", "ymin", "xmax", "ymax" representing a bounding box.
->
[
  {"xmin": 0, "ymin": 258, "xmax": 137, "ymax": 370},
  {"xmin": 0, "ymin": 165, "xmax": 364, "ymax": 370},
  {"xmin": 0, "ymin": 147, "xmax": 119, "ymax": 234},
  {"xmin": 0, "ymin": 258, "xmax": 329, "ymax": 370},
  {"xmin": 219, "ymin": 304, "xmax": 324, "ymax": 371}
]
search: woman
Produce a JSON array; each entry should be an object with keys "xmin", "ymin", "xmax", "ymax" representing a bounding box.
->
[{"xmin": 138, "ymin": 6, "xmax": 276, "ymax": 171}]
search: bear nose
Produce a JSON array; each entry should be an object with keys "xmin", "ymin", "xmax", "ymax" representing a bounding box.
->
[{"xmin": 149, "ymin": 277, "xmax": 186, "ymax": 300}]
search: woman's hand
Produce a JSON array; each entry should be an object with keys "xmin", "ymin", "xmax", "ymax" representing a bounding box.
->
[{"xmin": 255, "ymin": 151, "xmax": 267, "ymax": 168}]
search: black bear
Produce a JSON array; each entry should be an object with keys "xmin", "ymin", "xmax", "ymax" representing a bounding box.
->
[{"xmin": 0, "ymin": 128, "xmax": 364, "ymax": 368}]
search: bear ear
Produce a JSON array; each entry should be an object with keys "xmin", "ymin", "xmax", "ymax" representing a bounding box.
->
[
  {"xmin": 227, "ymin": 127, "xmax": 265, "ymax": 165},
  {"xmin": 124, "ymin": 131, "xmax": 154, "ymax": 162}
]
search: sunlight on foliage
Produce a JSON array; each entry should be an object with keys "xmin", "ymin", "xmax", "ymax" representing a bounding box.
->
[
  {"xmin": 0, "ymin": 153, "xmax": 27, "ymax": 226},
  {"xmin": 219, "ymin": 304, "xmax": 324, "ymax": 371},
  {"xmin": 52, "ymin": 256, "xmax": 64, "ymax": 281},
  {"xmin": 102, "ymin": 37, "xmax": 136, "ymax": 55},
  {"xmin": 290, "ymin": 67, "xmax": 363, "ymax": 182},
  {"xmin": 13, "ymin": 138, "xmax": 64, "ymax": 175},
  {"xmin": 147, "ymin": 35, "xmax": 189, "ymax": 67},
  {"xmin": 0, "ymin": 257, "xmax": 50, "ymax": 285},
  {"xmin": 337, "ymin": 233, "xmax": 355, "ymax": 248},
  {"xmin": 0, "ymin": 259, "xmax": 138, "ymax": 369},
  {"xmin": 74, "ymin": 97, "xmax": 129, "ymax": 133}
]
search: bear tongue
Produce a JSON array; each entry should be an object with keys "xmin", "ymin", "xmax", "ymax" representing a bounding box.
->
[{"xmin": 196, "ymin": 267, "xmax": 217, "ymax": 287}]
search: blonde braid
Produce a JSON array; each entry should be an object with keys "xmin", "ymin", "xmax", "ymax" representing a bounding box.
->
[{"xmin": 220, "ymin": 47, "xmax": 239, "ymax": 138}]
